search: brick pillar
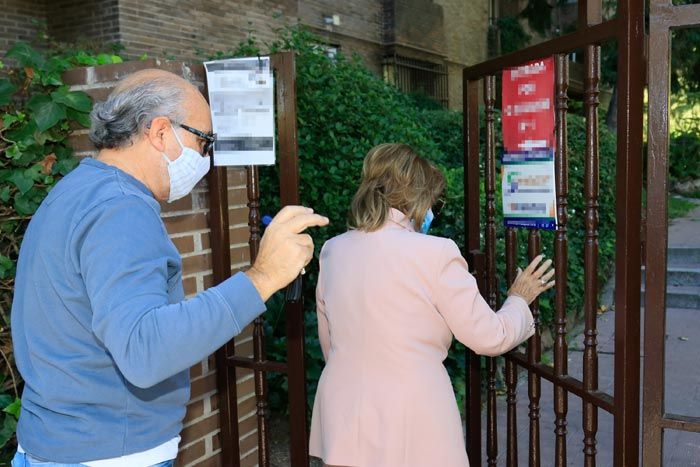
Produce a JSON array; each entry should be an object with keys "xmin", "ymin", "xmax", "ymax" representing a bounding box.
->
[{"xmin": 62, "ymin": 59, "xmax": 259, "ymax": 467}]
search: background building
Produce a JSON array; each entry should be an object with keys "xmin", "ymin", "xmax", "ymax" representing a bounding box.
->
[{"xmin": 0, "ymin": 0, "xmax": 491, "ymax": 109}]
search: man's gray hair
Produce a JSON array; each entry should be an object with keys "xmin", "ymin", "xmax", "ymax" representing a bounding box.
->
[{"xmin": 89, "ymin": 77, "xmax": 188, "ymax": 150}]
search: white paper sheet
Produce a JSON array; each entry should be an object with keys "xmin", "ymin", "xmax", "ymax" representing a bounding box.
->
[{"xmin": 204, "ymin": 57, "xmax": 275, "ymax": 166}]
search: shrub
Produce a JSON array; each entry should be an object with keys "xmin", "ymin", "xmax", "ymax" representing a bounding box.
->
[
  {"xmin": 669, "ymin": 90, "xmax": 700, "ymax": 185},
  {"xmin": 669, "ymin": 130, "xmax": 700, "ymax": 183}
]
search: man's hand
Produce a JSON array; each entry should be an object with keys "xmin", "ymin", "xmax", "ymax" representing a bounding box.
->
[{"xmin": 245, "ymin": 206, "xmax": 329, "ymax": 301}]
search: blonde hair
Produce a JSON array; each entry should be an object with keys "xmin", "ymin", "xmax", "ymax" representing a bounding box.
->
[{"xmin": 348, "ymin": 143, "xmax": 445, "ymax": 232}]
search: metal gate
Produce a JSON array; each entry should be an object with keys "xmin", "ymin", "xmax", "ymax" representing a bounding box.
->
[
  {"xmin": 643, "ymin": 1, "xmax": 700, "ymax": 465},
  {"xmin": 462, "ymin": 0, "xmax": 646, "ymax": 465},
  {"xmin": 205, "ymin": 1, "xmax": 700, "ymax": 463}
]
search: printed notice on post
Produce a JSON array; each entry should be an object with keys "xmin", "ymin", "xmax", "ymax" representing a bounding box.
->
[
  {"xmin": 501, "ymin": 57, "xmax": 557, "ymax": 230},
  {"xmin": 501, "ymin": 150, "xmax": 557, "ymax": 230},
  {"xmin": 204, "ymin": 57, "xmax": 275, "ymax": 166}
]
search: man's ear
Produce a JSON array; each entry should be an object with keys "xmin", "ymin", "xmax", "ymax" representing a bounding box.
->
[{"xmin": 146, "ymin": 116, "xmax": 171, "ymax": 152}]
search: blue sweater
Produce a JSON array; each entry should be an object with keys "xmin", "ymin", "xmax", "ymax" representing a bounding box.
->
[{"xmin": 11, "ymin": 158, "xmax": 265, "ymax": 462}]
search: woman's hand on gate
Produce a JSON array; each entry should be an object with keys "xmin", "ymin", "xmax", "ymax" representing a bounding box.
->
[{"xmin": 507, "ymin": 254, "xmax": 555, "ymax": 305}]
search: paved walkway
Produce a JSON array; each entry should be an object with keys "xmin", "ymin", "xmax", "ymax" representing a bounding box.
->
[{"xmin": 487, "ymin": 200, "xmax": 700, "ymax": 466}]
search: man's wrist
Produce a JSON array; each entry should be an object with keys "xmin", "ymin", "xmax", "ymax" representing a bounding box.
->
[{"xmin": 245, "ymin": 266, "xmax": 275, "ymax": 302}]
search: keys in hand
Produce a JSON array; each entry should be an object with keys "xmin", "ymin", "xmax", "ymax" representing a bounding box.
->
[{"xmin": 246, "ymin": 206, "xmax": 329, "ymax": 301}]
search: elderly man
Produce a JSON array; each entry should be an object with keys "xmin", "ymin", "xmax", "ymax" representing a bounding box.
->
[{"xmin": 10, "ymin": 69, "xmax": 328, "ymax": 466}]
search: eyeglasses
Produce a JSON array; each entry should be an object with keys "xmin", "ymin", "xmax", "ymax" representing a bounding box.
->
[{"xmin": 179, "ymin": 123, "xmax": 216, "ymax": 156}]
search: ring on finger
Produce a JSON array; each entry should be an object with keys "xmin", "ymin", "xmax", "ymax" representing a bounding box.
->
[{"xmin": 540, "ymin": 278, "xmax": 546, "ymax": 285}]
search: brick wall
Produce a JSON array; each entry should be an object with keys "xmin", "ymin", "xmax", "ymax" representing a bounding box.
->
[
  {"xmin": 0, "ymin": 0, "xmax": 491, "ymax": 110},
  {"xmin": 45, "ymin": 0, "xmax": 121, "ymax": 47},
  {"xmin": 117, "ymin": 0, "xmax": 298, "ymax": 61},
  {"xmin": 299, "ymin": 0, "xmax": 384, "ymax": 74},
  {"xmin": 436, "ymin": 0, "xmax": 489, "ymax": 110},
  {"xmin": 62, "ymin": 59, "xmax": 257, "ymax": 467},
  {"xmin": 299, "ymin": 0, "xmax": 382, "ymax": 45},
  {"xmin": 392, "ymin": 0, "xmax": 446, "ymax": 56},
  {"xmin": 0, "ymin": 0, "xmax": 46, "ymax": 57}
]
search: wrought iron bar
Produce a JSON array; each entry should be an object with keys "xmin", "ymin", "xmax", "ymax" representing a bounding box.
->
[
  {"xmin": 507, "ymin": 353, "xmax": 614, "ymax": 413},
  {"xmin": 659, "ymin": 414, "xmax": 700, "ymax": 433},
  {"xmin": 527, "ymin": 231, "xmax": 542, "ymax": 467},
  {"xmin": 464, "ymin": 20, "xmax": 618, "ymax": 80},
  {"xmin": 554, "ymin": 53, "xmax": 570, "ymax": 467},
  {"xmin": 463, "ymin": 75, "xmax": 483, "ymax": 465},
  {"xmin": 247, "ymin": 166, "xmax": 270, "ymax": 467},
  {"xmin": 227, "ymin": 356, "xmax": 288, "ymax": 373},
  {"xmin": 505, "ymin": 227, "xmax": 518, "ymax": 467},
  {"xmin": 582, "ymin": 44, "xmax": 600, "ymax": 467},
  {"xmin": 484, "ymin": 74, "xmax": 499, "ymax": 467}
]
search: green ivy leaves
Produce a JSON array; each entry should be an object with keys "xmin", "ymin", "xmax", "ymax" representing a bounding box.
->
[
  {"xmin": 1, "ymin": 44, "xmax": 101, "ymax": 222},
  {"xmin": 0, "ymin": 255, "xmax": 13, "ymax": 280},
  {"xmin": 24, "ymin": 86, "xmax": 91, "ymax": 132},
  {"xmin": 51, "ymin": 86, "xmax": 92, "ymax": 113},
  {"xmin": 0, "ymin": 392, "xmax": 20, "ymax": 449},
  {"xmin": 5, "ymin": 42, "xmax": 45, "ymax": 69},
  {"xmin": 26, "ymin": 94, "xmax": 66, "ymax": 132},
  {"xmin": 0, "ymin": 81, "xmax": 16, "ymax": 107}
]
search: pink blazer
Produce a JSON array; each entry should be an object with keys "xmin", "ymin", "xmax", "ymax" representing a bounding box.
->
[{"xmin": 309, "ymin": 208, "xmax": 534, "ymax": 466}]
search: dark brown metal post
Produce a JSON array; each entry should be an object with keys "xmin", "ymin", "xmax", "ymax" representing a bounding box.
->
[
  {"xmin": 577, "ymin": 0, "xmax": 588, "ymax": 28},
  {"xmin": 463, "ymin": 74, "xmax": 482, "ymax": 465},
  {"xmin": 210, "ymin": 166, "xmax": 240, "ymax": 467},
  {"xmin": 271, "ymin": 51, "xmax": 309, "ymax": 467},
  {"xmin": 553, "ymin": 53, "xmax": 570, "ymax": 467},
  {"xmin": 527, "ymin": 230, "xmax": 542, "ymax": 467},
  {"xmin": 505, "ymin": 228, "xmax": 518, "ymax": 467},
  {"xmin": 613, "ymin": 1, "xmax": 644, "ymax": 464},
  {"xmin": 483, "ymin": 74, "xmax": 499, "ymax": 467},
  {"xmin": 582, "ymin": 44, "xmax": 601, "ymax": 467},
  {"xmin": 642, "ymin": 2, "xmax": 670, "ymax": 464}
]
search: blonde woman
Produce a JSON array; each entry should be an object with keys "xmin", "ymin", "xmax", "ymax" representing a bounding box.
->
[{"xmin": 309, "ymin": 144, "xmax": 554, "ymax": 467}]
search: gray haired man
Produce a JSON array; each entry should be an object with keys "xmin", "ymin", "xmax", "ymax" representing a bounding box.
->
[{"xmin": 10, "ymin": 69, "xmax": 328, "ymax": 466}]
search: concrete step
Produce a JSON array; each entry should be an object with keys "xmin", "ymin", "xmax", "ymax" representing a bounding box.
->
[
  {"xmin": 667, "ymin": 247, "xmax": 700, "ymax": 267},
  {"xmin": 642, "ymin": 266, "xmax": 700, "ymax": 287},
  {"xmin": 642, "ymin": 285, "xmax": 700, "ymax": 309}
]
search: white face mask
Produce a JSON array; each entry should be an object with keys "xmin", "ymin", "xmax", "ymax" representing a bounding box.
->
[{"xmin": 162, "ymin": 126, "xmax": 211, "ymax": 203}]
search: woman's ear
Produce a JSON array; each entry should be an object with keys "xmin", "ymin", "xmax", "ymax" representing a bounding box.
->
[{"xmin": 145, "ymin": 116, "xmax": 171, "ymax": 153}]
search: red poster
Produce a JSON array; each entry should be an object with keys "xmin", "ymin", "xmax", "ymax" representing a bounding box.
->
[{"xmin": 502, "ymin": 57, "xmax": 555, "ymax": 153}]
